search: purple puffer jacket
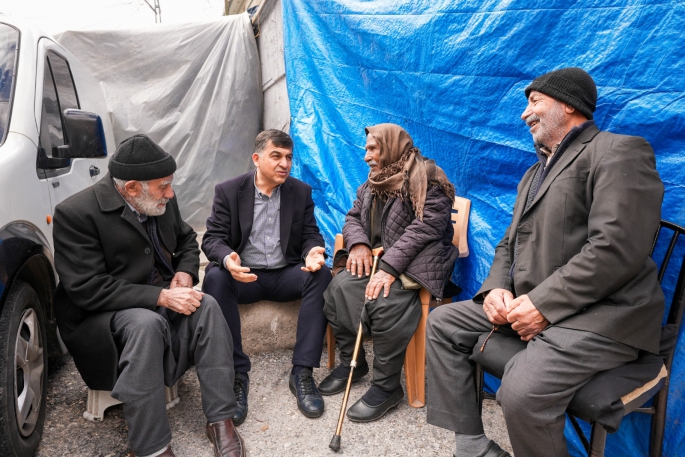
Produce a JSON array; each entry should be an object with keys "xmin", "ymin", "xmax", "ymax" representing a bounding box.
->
[{"xmin": 342, "ymin": 181, "xmax": 459, "ymax": 298}]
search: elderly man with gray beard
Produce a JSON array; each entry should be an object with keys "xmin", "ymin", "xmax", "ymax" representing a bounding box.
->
[
  {"xmin": 53, "ymin": 135, "xmax": 245, "ymax": 457},
  {"xmin": 425, "ymin": 68, "xmax": 665, "ymax": 457}
]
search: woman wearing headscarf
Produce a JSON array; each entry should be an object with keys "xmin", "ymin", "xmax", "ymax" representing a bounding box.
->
[{"xmin": 321, "ymin": 123, "xmax": 459, "ymax": 422}]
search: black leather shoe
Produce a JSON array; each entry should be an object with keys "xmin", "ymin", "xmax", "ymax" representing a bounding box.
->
[
  {"xmin": 232, "ymin": 373, "xmax": 249, "ymax": 426},
  {"xmin": 289, "ymin": 369, "xmax": 325, "ymax": 418},
  {"xmin": 318, "ymin": 363, "xmax": 369, "ymax": 396},
  {"xmin": 346, "ymin": 386, "xmax": 403, "ymax": 422}
]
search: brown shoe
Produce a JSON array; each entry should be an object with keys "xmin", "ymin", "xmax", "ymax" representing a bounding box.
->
[
  {"xmin": 128, "ymin": 445, "xmax": 176, "ymax": 456},
  {"xmin": 206, "ymin": 419, "xmax": 246, "ymax": 457}
]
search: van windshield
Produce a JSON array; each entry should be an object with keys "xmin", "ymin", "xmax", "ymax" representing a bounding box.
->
[{"xmin": 0, "ymin": 23, "xmax": 19, "ymax": 146}]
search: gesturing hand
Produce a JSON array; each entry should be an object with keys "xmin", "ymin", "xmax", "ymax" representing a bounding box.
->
[
  {"xmin": 158, "ymin": 287, "xmax": 203, "ymax": 315},
  {"xmin": 365, "ymin": 269, "xmax": 395, "ymax": 300},
  {"xmin": 170, "ymin": 271, "xmax": 193, "ymax": 289},
  {"xmin": 507, "ymin": 294, "xmax": 549, "ymax": 341},
  {"xmin": 483, "ymin": 288, "xmax": 513, "ymax": 325},
  {"xmin": 225, "ymin": 252, "xmax": 257, "ymax": 283},
  {"xmin": 347, "ymin": 244, "xmax": 372, "ymax": 277},
  {"xmin": 302, "ymin": 246, "xmax": 326, "ymax": 272}
]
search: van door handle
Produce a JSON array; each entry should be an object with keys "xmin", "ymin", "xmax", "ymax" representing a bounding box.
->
[{"xmin": 89, "ymin": 166, "xmax": 100, "ymax": 177}]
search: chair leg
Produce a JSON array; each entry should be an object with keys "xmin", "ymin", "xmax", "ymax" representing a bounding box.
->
[
  {"xmin": 326, "ymin": 323, "xmax": 336, "ymax": 369},
  {"xmin": 650, "ymin": 384, "xmax": 668, "ymax": 457},
  {"xmin": 476, "ymin": 364, "xmax": 484, "ymax": 416},
  {"xmin": 404, "ymin": 289, "xmax": 430, "ymax": 408},
  {"xmin": 165, "ymin": 383, "xmax": 180, "ymax": 410},
  {"xmin": 83, "ymin": 383, "xmax": 180, "ymax": 422},
  {"xmin": 83, "ymin": 389, "xmax": 122, "ymax": 422},
  {"xmin": 568, "ymin": 414, "xmax": 590, "ymax": 453},
  {"xmin": 589, "ymin": 422, "xmax": 607, "ymax": 457}
]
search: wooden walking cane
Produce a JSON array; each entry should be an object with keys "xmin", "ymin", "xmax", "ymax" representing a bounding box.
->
[{"xmin": 329, "ymin": 247, "xmax": 384, "ymax": 452}]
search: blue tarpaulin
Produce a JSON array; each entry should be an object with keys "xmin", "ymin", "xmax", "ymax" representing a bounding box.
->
[{"xmin": 281, "ymin": 1, "xmax": 685, "ymax": 455}]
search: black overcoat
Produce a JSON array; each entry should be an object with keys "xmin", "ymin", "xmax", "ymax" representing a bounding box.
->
[
  {"xmin": 476, "ymin": 125, "xmax": 665, "ymax": 353},
  {"xmin": 53, "ymin": 175, "xmax": 199, "ymax": 390}
]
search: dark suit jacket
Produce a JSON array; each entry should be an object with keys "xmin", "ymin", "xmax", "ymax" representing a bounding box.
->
[
  {"xmin": 202, "ymin": 171, "xmax": 325, "ymax": 274},
  {"xmin": 53, "ymin": 175, "xmax": 199, "ymax": 390},
  {"xmin": 476, "ymin": 125, "xmax": 665, "ymax": 353}
]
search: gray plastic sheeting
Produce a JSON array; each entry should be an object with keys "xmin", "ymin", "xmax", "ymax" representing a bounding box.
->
[
  {"xmin": 282, "ymin": 1, "xmax": 685, "ymax": 455},
  {"xmin": 58, "ymin": 14, "xmax": 262, "ymax": 230}
]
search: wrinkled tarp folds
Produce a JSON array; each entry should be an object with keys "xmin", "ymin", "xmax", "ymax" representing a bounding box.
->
[
  {"xmin": 57, "ymin": 15, "xmax": 262, "ymax": 230},
  {"xmin": 282, "ymin": 1, "xmax": 685, "ymax": 456}
]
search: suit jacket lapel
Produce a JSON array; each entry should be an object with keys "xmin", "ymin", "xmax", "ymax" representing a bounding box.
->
[
  {"xmin": 237, "ymin": 172, "xmax": 256, "ymax": 252},
  {"xmin": 280, "ymin": 179, "xmax": 294, "ymax": 255},
  {"xmin": 523, "ymin": 124, "xmax": 600, "ymax": 217},
  {"xmin": 508, "ymin": 166, "xmax": 538, "ymax": 248},
  {"xmin": 120, "ymin": 208, "xmax": 149, "ymax": 241}
]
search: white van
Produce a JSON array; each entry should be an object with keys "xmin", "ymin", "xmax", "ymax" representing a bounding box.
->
[{"xmin": 0, "ymin": 17, "xmax": 115, "ymax": 456}]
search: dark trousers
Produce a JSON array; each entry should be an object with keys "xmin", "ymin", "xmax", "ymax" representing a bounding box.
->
[
  {"xmin": 425, "ymin": 300, "xmax": 640, "ymax": 457},
  {"xmin": 203, "ymin": 263, "xmax": 331, "ymax": 373},
  {"xmin": 323, "ymin": 270, "xmax": 421, "ymax": 391},
  {"xmin": 110, "ymin": 296, "xmax": 236, "ymax": 456}
]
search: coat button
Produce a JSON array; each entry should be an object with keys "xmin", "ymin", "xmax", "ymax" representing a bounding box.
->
[{"xmin": 144, "ymin": 248, "xmax": 151, "ymax": 254}]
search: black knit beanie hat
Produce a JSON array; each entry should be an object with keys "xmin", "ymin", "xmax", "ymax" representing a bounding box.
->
[
  {"xmin": 525, "ymin": 67, "xmax": 597, "ymax": 120},
  {"xmin": 108, "ymin": 134, "xmax": 176, "ymax": 181}
]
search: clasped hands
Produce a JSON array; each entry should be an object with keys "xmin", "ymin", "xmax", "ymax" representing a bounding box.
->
[
  {"xmin": 483, "ymin": 288, "xmax": 549, "ymax": 341},
  {"xmin": 158, "ymin": 271, "xmax": 203, "ymax": 315},
  {"xmin": 346, "ymin": 244, "xmax": 395, "ymax": 301},
  {"xmin": 224, "ymin": 247, "xmax": 326, "ymax": 284}
]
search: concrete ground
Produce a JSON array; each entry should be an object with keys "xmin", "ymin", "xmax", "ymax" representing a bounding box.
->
[{"xmin": 37, "ymin": 343, "xmax": 513, "ymax": 456}]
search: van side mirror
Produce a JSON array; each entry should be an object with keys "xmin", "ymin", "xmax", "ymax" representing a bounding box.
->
[{"xmin": 54, "ymin": 109, "xmax": 107, "ymax": 159}]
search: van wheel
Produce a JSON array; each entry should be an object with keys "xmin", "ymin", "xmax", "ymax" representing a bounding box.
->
[{"xmin": 0, "ymin": 280, "xmax": 48, "ymax": 457}]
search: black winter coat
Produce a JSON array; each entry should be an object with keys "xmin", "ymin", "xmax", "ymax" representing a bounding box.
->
[
  {"xmin": 53, "ymin": 175, "xmax": 199, "ymax": 390},
  {"xmin": 343, "ymin": 182, "xmax": 458, "ymax": 298}
]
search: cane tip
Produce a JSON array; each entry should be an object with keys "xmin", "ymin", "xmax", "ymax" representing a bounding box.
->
[{"xmin": 329, "ymin": 435, "xmax": 341, "ymax": 452}]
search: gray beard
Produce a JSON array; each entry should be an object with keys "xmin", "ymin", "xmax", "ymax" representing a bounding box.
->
[
  {"xmin": 532, "ymin": 102, "xmax": 567, "ymax": 149},
  {"xmin": 130, "ymin": 184, "xmax": 168, "ymax": 216}
]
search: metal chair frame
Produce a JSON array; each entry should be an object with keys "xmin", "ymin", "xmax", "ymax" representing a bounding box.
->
[{"xmin": 476, "ymin": 219, "xmax": 685, "ymax": 457}]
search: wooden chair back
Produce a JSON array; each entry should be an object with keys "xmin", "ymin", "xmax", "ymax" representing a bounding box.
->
[
  {"xmin": 334, "ymin": 196, "xmax": 471, "ymax": 256},
  {"xmin": 452, "ymin": 196, "xmax": 471, "ymax": 257}
]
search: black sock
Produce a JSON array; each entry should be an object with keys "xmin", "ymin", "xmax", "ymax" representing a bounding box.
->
[
  {"xmin": 235, "ymin": 372, "xmax": 249, "ymax": 381},
  {"xmin": 292, "ymin": 365, "xmax": 311, "ymax": 375},
  {"xmin": 361, "ymin": 385, "xmax": 396, "ymax": 407},
  {"xmin": 331, "ymin": 360, "xmax": 368, "ymax": 379},
  {"xmin": 331, "ymin": 364, "xmax": 350, "ymax": 378}
]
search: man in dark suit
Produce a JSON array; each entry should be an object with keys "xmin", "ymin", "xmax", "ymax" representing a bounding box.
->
[
  {"xmin": 202, "ymin": 129, "xmax": 331, "ymax": 422},
  {"xmin": 53, "ymin": 135, "xmax": 245, "ymax": 457},
  {"xmin": 425, "ymin": 68, "xmax": 665, "ymax": 457}
]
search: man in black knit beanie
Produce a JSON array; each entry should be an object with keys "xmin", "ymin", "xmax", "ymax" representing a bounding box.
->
[
  {"xmin": 426, "ymin": 67, "xmax": 664, "ymax": 457},
  {"xmin": 53, "ymin": 134, "xmax": 246, "ymax": 457}
]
